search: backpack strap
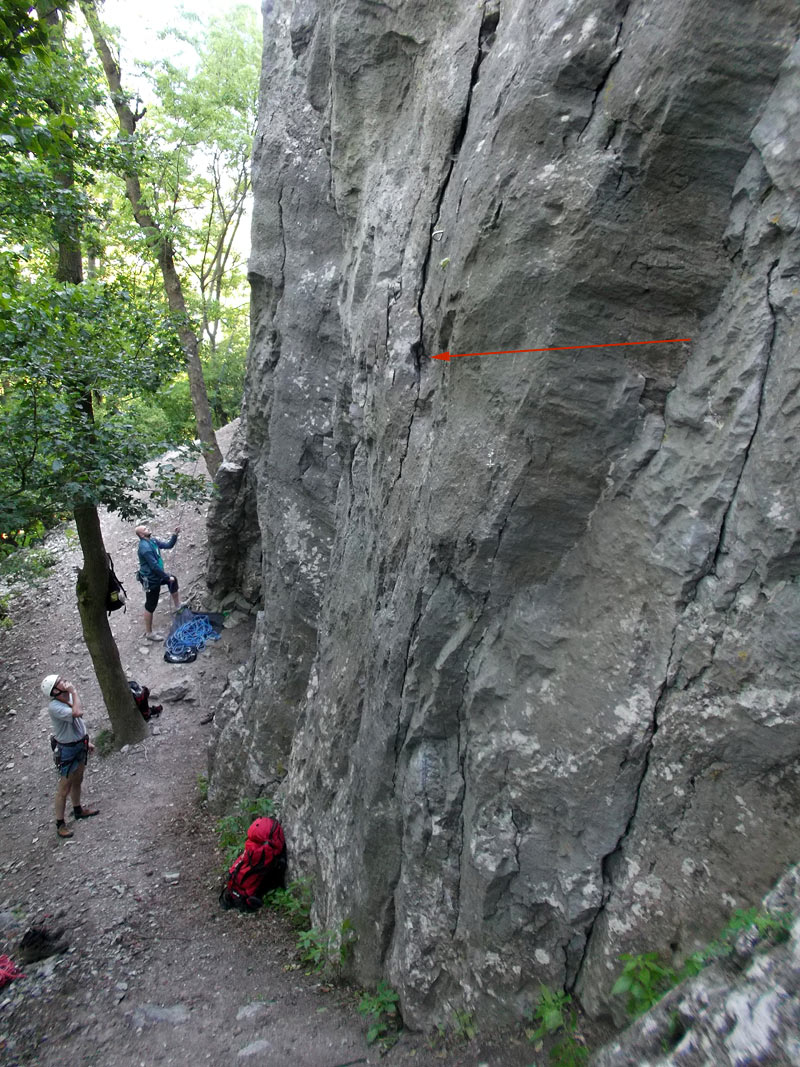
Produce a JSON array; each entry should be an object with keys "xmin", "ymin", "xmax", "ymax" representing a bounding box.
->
[{"xmin": 227, "ymin": 854, "xmax": 247, "ymax": 890}]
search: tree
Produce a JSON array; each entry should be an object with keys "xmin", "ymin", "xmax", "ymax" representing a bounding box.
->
[
  {"xmin": 79, "ymin": 0, "xmax": 225, "ymax": 477},
  {"xmin": 0, "ymin": 4, "xmax": 185, "ymax": 746},
  {"xmin": 147, "ymin": 6, "xmax": 260, "ymax": 364}
]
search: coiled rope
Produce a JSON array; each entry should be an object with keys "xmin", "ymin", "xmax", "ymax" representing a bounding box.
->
[{"xmin": 164, "ymin": 615, "xmax": 221, "ymax": 656}]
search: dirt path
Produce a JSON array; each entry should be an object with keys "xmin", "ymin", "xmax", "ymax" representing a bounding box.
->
[{"xmin": 0, "ymin": 426, "xmax": 534, "ymax": 1067}]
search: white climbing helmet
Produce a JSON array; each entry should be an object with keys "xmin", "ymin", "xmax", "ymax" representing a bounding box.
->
[{"xmin": 41, "ymin": 674, "xmax": 59, "ymax": 699}]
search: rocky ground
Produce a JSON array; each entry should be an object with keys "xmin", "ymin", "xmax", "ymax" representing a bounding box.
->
[{"xmin": 0, "ymin": 426, "xmax": 538, "ymax": 1067}]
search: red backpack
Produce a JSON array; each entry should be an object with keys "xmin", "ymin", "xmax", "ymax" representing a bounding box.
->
[{"xmin": 219, "ymin": 817, "xmax": 286, "ymax": 911}]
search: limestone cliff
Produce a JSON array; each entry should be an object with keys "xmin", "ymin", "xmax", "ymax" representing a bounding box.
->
[{"xmin": 208, "ymin": 0, "xmax": 800, "ymax": 1031}]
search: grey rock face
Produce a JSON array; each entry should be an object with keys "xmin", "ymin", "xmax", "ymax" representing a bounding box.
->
[
  {"xmin": 208, "ymin": 0, "xmax": 800, "ymax": 1035},
  {"xmin": 205, "ymin": 417, "xmax": 262, "ymax": 609}
]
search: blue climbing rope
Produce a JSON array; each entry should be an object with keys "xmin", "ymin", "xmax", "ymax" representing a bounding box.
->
[{"xmin": 164, "ymin": 615, "xmax": 221, "ymax": 657}]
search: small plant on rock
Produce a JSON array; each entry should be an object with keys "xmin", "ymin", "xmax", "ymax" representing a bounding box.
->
[
  {"xmin": 611, "ymin": 952, "xmax": 677, "ymax": 1017},
  {"xmin": 358, "ymin": 980, "xmax": 401, "ymax": 1047},
  {"xmin": 526, "ymin": 986, "xmax": 588, "ymax": 1067},
  {"xmin": 452, "ymin": 1009, "xmax": 477, "ymax": 1041},
  {"xmin": 527, "ymin": 986, "xmax": 572, "ymax": 1040}
]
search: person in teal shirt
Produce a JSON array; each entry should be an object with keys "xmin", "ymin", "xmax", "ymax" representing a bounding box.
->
[{"xmin": 135, "ymin": 523, "xmax": 182, "ymax": 640}]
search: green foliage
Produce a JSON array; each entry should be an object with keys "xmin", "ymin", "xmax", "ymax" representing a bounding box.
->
[
  {"xmin": 205, "ymin": 336, "xmax": 247, "ymax": 428},
  {"xmin": 196, "ymin": 773, "xmax": 208, "ymax": 802},
  {"xmin": 358, "ymin": 981, "xmax": 401, "ymax": 1047},
  {"xmin": 526, "ymin": 987, "xmax": 588, "ymax": 1067},
  {"xmin": 296, "ymin": 918, "xmax": 355, "ymax": 975},
  {"xmin": 526, "ymin": 986, "xmax": 573, "ymax": 1040},
  {"xmin": 0, "ymin": 275, "xmax": 185, "ymax": 532},
  {"xmin": 103, "ymin": 5, "xmax": 259, "ymax": 425},
  {"xmin": 611, "ymin": 952, "xmax": 677, "ymax": 1017},
  {"xmin": 0, "ymin": 545, "xmax": 58, "ymax": 585},
  {"xmin": 264, "ymin": 877, "xmax": 313, "ymax": 929},
  {"xmin": 111, "ymin": 397, "xmax": 174, "ymax": 458},
  {"xmin": 725, "ymin": 906, "xmax": 792, "ymax": 943},
  {"xmin": 0, "ymin": 592, "xmax": 11, "ymax": 630},
  {"xmin": 549, "ymin": 1035, "xmax": 590, "ymax": 1067},
  {"xmin": 0, "ymin": 5, "xmax": 252, "ymax": 548},
  {"xmin": 216, "ymin": 795, "xmax": 275, "ymax": 867},
  {"xmin": 681, "ymin": 907, "xmax": 793, "ymax": 979},
  {"xmin": 0, "ymin": 2, "xmax": 51, "ymax": 75},
  {"xmin": 149, "ymin": 453, "xmax": 209, "ymax": 510},
  {"xmin": 613, "ymin": 906, "xmax": 796, "ymax": 1022},
  {"xmin": 451, "ymin": 1009, "xmax": 478, "ymax": 1041}
]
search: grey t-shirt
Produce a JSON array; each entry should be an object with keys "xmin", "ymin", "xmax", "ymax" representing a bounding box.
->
[{"xmin": 48, "ymin": 696, "xmax": 87, "ymax": 744}]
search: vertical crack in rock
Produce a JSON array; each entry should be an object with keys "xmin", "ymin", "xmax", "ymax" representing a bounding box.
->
[
  {"xmin": 277, "ymin": 181, "xmax": 287, "ymax": 312},
  {"xmin": 682, "ymin": 257, "xmax": 780, "ymax": 604},
  {"xmin": 448, "ymin": 587, "xmax": 492, "ymax": 937},
  {"xmin": 577, "ymin": 3, "xmax": 631, "ymax": 140},
  {"xmin": 573, "ymin": 249, "xmax": 781, "ymax": 990},
  {"xmin": 394, "ymin": 8, "xmax": 494, "ymax": 488},
  {"xmin": 705, "ymin": 259, "xmax": 780, "ymax": 579},
  {"xmin": 570, "ymin": 629, "xmax": 678, "ymax": 992},
  {"xmin": 392, "ymin": 573, "xmax": 445, "ymax": 780},
  {"xmin": 418, "ymin": 3, "xmax": 492, "ymax": 319}
]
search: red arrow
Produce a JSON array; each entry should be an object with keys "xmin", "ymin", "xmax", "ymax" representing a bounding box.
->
[{"xmin": 433, "ymin": 338, "xmax": 691, "ymax": 361}]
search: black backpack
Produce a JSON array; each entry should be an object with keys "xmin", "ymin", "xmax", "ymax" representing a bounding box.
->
[{"xmin": 106, "ymin": 553, "xmax": 127, "ymax": 615}]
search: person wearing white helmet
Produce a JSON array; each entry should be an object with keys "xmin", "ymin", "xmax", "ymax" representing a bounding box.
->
[{"xmin": 42, "ymin": 674, "xmax": 98, "ymax": 839}]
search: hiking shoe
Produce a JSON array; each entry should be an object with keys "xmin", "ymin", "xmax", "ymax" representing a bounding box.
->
[
  {"xmin": 143, "ymin": 632, "xmax": 164, "ymax": 642},
  {"xmin": 56, "ymin": 824, "xmax": 73, "ymax": 839},
  {"xmin": 73, "ymin": 806, "xmax": 99, "ymax": 819}
]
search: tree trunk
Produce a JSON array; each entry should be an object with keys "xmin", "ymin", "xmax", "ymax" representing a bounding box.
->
[
  {"xmin": 79, "ymin": 0, "xmax": 222, "ymax": 478},
  {"xmin": 36, "ymin": 2, "xmax": 147, "ymax": 749},
  {"xmin": 74, "ymin": 505, "xmax": 148, "ymax": 746}
]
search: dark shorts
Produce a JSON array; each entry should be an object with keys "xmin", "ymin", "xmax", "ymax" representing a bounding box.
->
[
  {"xmin": 57, "ymin": 740, "xmax": 88, "ymax": 778},
  {"xmin": 145, "ymin": 576, "xmax": 178, "ymax": 613}
]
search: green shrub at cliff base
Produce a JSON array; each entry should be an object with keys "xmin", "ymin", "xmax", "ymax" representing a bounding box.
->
[
  {"xmin": 296, "ymin": 917, "xmax": 355, "ymax": 976},
  {"xmin": 526, "ymin": 987, "xmax": 589, "ymax": 1066},
  {"xmin": 358, "ymin": 980, "xmax": 401, "ymax": 1048},
  {"xmin": 264, "ymin": 876, "xmax": 313, "ymax": 928}
]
